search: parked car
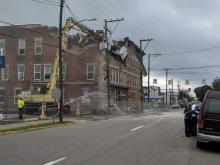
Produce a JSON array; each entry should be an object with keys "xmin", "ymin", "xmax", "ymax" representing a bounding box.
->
[
  {"xmin": 170, "ymin": 103, "xmax": 180, "ymax": 109},
  {"xmin": 197, "ymin": 90, "xmax": 220, "ymax": 147}
]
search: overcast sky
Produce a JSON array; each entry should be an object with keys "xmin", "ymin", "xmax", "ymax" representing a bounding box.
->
[{"xmin": 1, "ymin": 0, "xmax": 220, "ymax": 93}]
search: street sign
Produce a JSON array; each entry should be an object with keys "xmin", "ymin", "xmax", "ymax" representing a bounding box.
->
[
  {"xmin": 0, "ymin": 56, "xmax": 5, "ymax": 68},
  {"xmin": 51, "ymin": 89, "xmax": 61, "ymax": 100},
  {"xmin": 81, "ymin": 90, "xmax": 90, "ymax": 104}
]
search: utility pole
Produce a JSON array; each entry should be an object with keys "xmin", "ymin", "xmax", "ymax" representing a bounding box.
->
[
  {"xmin": 147, "ymin": 53, "xmax": 161, "ymax": 102},
  {"xmin": 164, "ymin": 69, "xmax": 170, "ymax": 108},
  {"xmin": 105, "ymin": 18, "xmax": 124, "ymax": 118},
  {"xmin": 140, "ymin": 39, "xmax": 153, "ymax": 113},
  {"xmin": 172, "ymin": 78, "xmax": 174, "ymax": 104},
  {"xmin": 58, "ymin": 0, "xmax": 64, "ymax": 123}
]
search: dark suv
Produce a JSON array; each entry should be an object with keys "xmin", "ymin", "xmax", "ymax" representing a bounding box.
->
[{"xmin": 197, "ymin": 90, "xmax": 220, "ymax": 147}]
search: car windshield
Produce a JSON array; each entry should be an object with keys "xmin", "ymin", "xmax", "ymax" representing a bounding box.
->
[{"xmin": 207, "ymin": 99, "xmax": 220, "ymax": 113}]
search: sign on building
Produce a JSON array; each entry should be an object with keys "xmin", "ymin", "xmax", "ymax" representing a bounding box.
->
[
  {"xmin": 0, "ymin": 56, "xmax": 5, "ymax": 68},
  {"xmin": 51, "ymin": 89, "xmax": 61, "ymax": 100},
  {"xmin": 81, "ymin": 90, "xmax": 90, "ymax": 104}
]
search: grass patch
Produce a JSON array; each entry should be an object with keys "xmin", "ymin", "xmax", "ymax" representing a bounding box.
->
[{"xmin": 0, "ymin": 121, "xmax": 74, "ymax": 135}]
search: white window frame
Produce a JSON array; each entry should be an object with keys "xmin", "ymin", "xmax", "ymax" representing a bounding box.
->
[
  {"xmin": 18, "ymin": 39, "xmax": 26, "ymax": 55},
  {"xmin": 17, "ymin": 64, "xmax": 25, "ymax": 81},
  {"xmin": 14, "ymin": 88, "xmax": 22, "ymax": 104},
  {"xmin": 44, "ymin": 64, "xmax": 51, "ymax": 80},
  {"xmin": 2, "ymin": 64, "xmax": 9, "ymax": 81},
  {"xmin": 86, "ymin": 63, "xmax": 95, "ymax": 80},
  {"xmin": 34, "ymin": 64, "xmax": 41, "ymax": 80},
  {"xmin": 0, "ymin": 39, "xmax": 5, "ymax": 56},
  {"xmin": 34, "ymin": 37, "xmax": 42, "ymax": 55}
]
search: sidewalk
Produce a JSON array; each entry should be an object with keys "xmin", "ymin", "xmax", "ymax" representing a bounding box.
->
[{"xmin": 0, "ymin": 115, "xmax": 75, "ymax": 131}]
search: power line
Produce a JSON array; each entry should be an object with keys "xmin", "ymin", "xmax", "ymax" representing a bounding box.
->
[
  {"xmin": 108, "ymin": 21, "xmax": 121, "ymax": 40},
  {"xmin": 170, "ymin": 70, "xmax": 220, "ymax": 75},
  {"xmin": 64, "ymin": 1, "xmax": 78, "ymax": 19},
  {"xmin": 152, "ymin": 65, "xmax": 220, "ymax": 71},
  {"xmin": 0, "ymin": 20, "xmax": 57, "ymax": 39},
  {"xmin": 44, "ymin": 0, "xmax": 60, "ymax": 3},
  {"xmin": 162, "ymin": 45, "xmax": 220, "ymax": 56},
  {"xmin": 32, "ymin": 0, "xmax": 60, "ymax": 6},
  {"xmin": 0, "ymin": 32, "xmax": 58, "ymax": 48}
]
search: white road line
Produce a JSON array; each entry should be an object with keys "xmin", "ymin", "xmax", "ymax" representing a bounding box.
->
[
  {"xmin": 130, "ymin": 126, "xmax": 144, "ymax": 132},
  {"xmin": 43, "ymin": 157, "xmax": 66, "ymax": 165}
]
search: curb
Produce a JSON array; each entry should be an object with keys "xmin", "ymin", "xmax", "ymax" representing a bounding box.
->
[
  {"xmin": 23, "ymin": 118, "xmax": 39, "ymax": 122},
  {"xmin": 0, "ymin": 122, "xmax": 74, "ymax": 136}
]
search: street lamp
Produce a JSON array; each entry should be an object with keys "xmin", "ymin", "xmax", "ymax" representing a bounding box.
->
[{"xmin": 147, "ymin": 53, "xmax": 162, "ymax": 102}]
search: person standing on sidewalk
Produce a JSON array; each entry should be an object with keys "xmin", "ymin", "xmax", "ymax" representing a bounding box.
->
[
  {"xmin": 18, "ymin": 98, "xmax": 24, "ymax": 120},
  {"xmin": 184, "ymin": 103, "xmax": 193, "ymax": 137}
]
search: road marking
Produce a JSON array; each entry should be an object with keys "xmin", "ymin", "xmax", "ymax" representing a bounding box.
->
[
  {"xmin": 43, "ymin": 157, "xmax": 66, "ymax": 165},
  {"xmin": 130, "ymin": 126, "xmax": 144, "ymax": 132}
]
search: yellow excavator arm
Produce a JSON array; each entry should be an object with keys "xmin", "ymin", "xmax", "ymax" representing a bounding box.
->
[{"xmin": 18, "ymin": 17, "xmax": 101, "ymax": 103}]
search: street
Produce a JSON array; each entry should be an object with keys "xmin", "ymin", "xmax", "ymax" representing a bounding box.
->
[{"xmin": 0, "ymin": 111, "xmax": 219, "ymax": 165}]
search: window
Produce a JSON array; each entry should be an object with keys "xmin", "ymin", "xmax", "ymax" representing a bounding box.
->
[
  {"xmin": 87, "ymin": 63, "xmax": 95, "ymax": 80},
  {"xmin": 35, "ymin": 38, "xmax": 42, "ymax": 55},
  {"xmin": 17, "ymin": 64, "xmax": 25, "ymax": 81},
  {"xmin": 18, "ymin": 39, "xmax": 26, "ymax": 55},
  {"xmin": 0, "ymin": 88, "xmax": 5, "ymax": 103},
  {"xmin": 207, "ymin": 99, "xmax": 220, "ymax": 114},
  {"xmin": 2, "ymin": 64, "xmax": 9, "ymax": 80},
  {"xmin": 14, "ymin": 88, "xmax": 22, "ymax": 104},
  {"xmin": 34, "ymin": 64, "xmax": 41, "ymax": 80},
  {"xmin": 44, "ymin": 64, "xmax": 51, "ymax": 80},
  {"xmin": 0, "ymin": 39, "xmax": 5, "ymax": 56}
]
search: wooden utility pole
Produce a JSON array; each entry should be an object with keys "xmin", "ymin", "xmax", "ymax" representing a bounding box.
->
[
  {"xmin": 104, "ymin": 18, "xmax": 124, "ymax": 118},
  {"xmin": 58, "ymin": 0, "xmax": 64, "ymax": 123},
  {"xmin": 140, "ymin": 39, "xmax": 153, "ymax": 112}
]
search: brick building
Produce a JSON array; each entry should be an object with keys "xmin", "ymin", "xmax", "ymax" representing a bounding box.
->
[
  {"xmin": 0, "ymin": 24, "xmax": 146, "ymax": 114},
  {"xmin": 0, "ymin": 24, "xmax": 58, "ymax": 112}
]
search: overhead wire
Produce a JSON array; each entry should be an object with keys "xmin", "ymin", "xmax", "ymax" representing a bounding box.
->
[
  {"xmin": 151, "ymin": 65, "xmax": 220, "ymax": 71},
  {"xmin": 0, "ymin": 20, "xmax": 58, "ymax": 39},
  {"xmin": 162, "ymin": 45, "xmax": 220, "ymax": 56},
  {"xmin": 32, "ymin": 0, "xmax": 60, "ymax": 6},
  {"xmin": 0, "ymin": 32, "xmax": 58, "ymax": 48}
]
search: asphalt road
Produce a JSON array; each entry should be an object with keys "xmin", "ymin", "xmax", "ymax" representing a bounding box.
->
[{"xmin": 0, "ymin": 111, "xmax": 220, "ymax": 165}]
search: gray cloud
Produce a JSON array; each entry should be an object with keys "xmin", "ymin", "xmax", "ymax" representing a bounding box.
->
[{"xmin": 1, "ymin": 0, "xmax": 220, "ymax": 90}]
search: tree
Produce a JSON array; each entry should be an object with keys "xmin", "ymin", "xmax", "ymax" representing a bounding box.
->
[
  {"xmin": 178, "ymin": 90, "xmax": 192, "ymax": 101},
  {"xmin": 194, "ymin": 85, "xmax": 212, "ymax": 102},
  {"xmin": 212, "ymin": 77, "xmax": 220, "ymax": 89}
]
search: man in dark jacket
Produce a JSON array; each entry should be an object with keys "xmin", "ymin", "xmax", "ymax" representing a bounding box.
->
[{"xmin": 184, "ymin": 104, "xmax": 193, "ymax": 137}]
